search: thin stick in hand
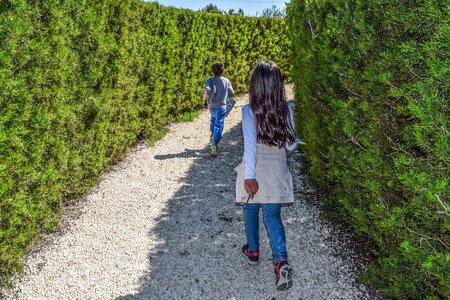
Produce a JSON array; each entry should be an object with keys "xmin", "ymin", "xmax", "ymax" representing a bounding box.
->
[{"xmin": 244, "ymin": 194, "xmax": 252, "ymax": 209}]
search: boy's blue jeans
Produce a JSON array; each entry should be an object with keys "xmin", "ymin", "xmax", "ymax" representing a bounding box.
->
[
  {"xmin": 244, "ymin": 203, "xmax": 287, "ymax": 264},
  {"xmin": 209, "ymin": 107, "xmax": 227, "ymax": 145}
]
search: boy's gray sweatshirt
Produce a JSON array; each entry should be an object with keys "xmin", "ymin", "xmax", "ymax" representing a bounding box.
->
[{"xmin": 203, "ymin": 76, "xmax": 234, "ymax": 108}]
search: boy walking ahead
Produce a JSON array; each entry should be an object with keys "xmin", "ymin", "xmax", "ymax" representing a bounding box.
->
[{"xmin": 203, "ymin": 62, "xmax": 234, "ymax": 157}]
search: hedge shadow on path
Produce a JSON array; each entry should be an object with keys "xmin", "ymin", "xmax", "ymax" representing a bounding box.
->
[
  {"xmin": 116, "ymin": 123, "xmax": 260, "ymax": 299},
  {"xmin": 116, "ymin": 121, "xmax": 377, "ymax": 299}
]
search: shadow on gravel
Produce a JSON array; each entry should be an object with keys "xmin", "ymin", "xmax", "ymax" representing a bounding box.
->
[
  {"xmin": 154, "ymin": 149, "xmax": 203, "ymax": 160},
  {"xmin": 116, "ymin": 123, "xmax": 249, "ymax": 299}
]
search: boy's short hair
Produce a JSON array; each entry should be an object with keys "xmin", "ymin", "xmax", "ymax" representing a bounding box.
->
[{"xmin": 212, "ymin": 62, "xmax": 225, "ymax": 76}]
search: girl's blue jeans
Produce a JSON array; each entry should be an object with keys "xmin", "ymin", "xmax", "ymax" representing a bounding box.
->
[
  {"xmin": 209, "ymin": 107, "xmax": 227, "ymax": 145},
  {"xmin": 244, "ymin": 203, "xmax": 287, "ymax": 264}
]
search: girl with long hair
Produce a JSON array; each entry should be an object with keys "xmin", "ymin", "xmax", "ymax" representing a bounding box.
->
[{"xmin": 235, "ymin": 60, "xmax": 297, "ymax": 291}]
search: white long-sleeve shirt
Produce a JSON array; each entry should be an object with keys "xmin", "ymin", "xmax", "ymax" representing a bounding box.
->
[{"xmin": 242, "ymin": 104, "xmax": 297, "ymax": 179}]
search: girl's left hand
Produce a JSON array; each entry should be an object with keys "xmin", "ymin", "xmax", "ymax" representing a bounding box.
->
[{"xmin": 244, "ymin": 179, "xmax": 259, "ymax": 197}]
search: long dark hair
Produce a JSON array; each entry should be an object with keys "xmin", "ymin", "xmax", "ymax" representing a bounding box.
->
[{"xmin": 249, "ymin": 60, "xmax": 295, "ymax": 148}]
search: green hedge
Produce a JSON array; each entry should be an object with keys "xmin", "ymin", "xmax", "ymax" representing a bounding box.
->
[
  {"xmin": 287, "ymin": 0, "xmax": 449, "ymax": 298},
  {"xmin": 0, "ymin": 0, "xmax": 290, "ymax": 285}
]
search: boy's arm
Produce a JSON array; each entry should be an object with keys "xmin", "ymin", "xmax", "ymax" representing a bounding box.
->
[
  {"xmin": 228, "ymin": 80, "xmax": 234, "ymax": 97},
  {"xmin": 202, "ymin": 88, "xmax": 210, "ymax": 100},
  {"xmin": 202, "ymin": 79, "xmax": 212, "ymax": 100}
]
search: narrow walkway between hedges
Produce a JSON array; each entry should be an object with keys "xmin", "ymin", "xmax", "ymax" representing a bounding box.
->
[{"xmin": 6, "ymin": 86, "xmax": 377, "ymax": 300}]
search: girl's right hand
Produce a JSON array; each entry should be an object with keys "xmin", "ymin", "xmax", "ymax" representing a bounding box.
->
[{"xmin": 244, "ymin": 179, "xmax": 259, "ymax": 198}]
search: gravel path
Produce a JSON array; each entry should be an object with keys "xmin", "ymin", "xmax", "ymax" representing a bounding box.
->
[{"xmin": 4, "ymin": 86, "xmax": 378, "ymax": 300}]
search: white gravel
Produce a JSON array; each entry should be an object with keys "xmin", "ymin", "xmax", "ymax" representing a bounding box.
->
[{"xmin": 3, "ymin": 86, "xmax": 381, "ymax": 300}]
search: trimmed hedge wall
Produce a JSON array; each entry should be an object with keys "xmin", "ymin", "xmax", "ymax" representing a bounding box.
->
[
  {"xmin": 0, "ymin": 0, "xmax": 290, "ymax": 285},
  {"xmin": 287, "ymin": 0, "xmax": 449, "ymax": 298}
]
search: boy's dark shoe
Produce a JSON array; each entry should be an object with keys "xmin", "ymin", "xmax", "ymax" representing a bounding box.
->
[
  {"xmin": 241, "ymin": 244, "xmax": 259, "ymax": 265},
  {"xmin": 274, "ymin": 258, "xmax": 293, "ymax": 291}
]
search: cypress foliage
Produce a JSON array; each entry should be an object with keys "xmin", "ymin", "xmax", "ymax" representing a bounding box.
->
[
  {"xmin": 0, "ymin": 0, "xmax": 290, "ymax": 286},
  {"xmin": 287, "ymin": 0, "xmax": 449, "ymax": 298}
]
